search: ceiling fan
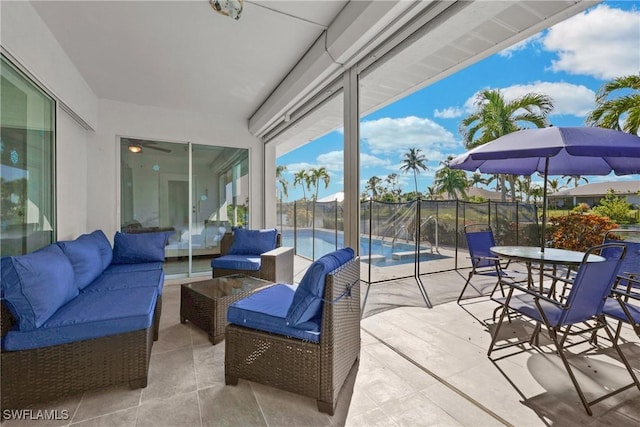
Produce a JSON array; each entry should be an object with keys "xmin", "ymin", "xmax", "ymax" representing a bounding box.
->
[{"xmin": 124, "ymin": 138, "xmax": 172, "ymax": 153}]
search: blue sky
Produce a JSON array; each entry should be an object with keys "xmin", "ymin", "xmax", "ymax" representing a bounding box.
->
[{"xmin": 277, "ymin": 1, "xmax": 640, "ymax": 201}]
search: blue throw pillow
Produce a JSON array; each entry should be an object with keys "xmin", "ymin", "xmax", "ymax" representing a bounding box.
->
[
  {"xmin": 286, "ymin": 248, "xmax": 354, "ymax": 327},
  {"xmin": 1, "ymin": 244, "xmax": 78, "ymax": 330},
  {"xmin": 57, "ymin": 231, "xmax": 110, "ymax": 290},
  {"xmin": 227, "ymin": 228, "xmax": 278, "ymax": 255},
  {"xmin": 89, "ymin": 230, "xmax": 113, "ymax": 269},
  {"xmin": 112, "ymin": 231, "xmax": 168, "ymax": 264}
]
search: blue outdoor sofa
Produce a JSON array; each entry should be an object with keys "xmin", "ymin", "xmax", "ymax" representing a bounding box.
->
[{"xmin": 1, "ymin": 230, "xmax": 167, "ymax": 411}]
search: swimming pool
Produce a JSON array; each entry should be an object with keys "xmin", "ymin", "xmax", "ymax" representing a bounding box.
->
[{"xmin": 282, "ymin": 229, "xmax": 449, "ymax": 266}]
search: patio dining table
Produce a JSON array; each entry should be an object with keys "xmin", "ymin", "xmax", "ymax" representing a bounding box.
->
[{"xmin": 490, "ymin": 246, "xmax": 606, "ymax": 293}]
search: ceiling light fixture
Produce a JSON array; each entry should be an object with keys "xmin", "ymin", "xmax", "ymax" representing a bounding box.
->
[
  {"xmin": 128, "ymin": 143, "xmax": 142, "ymax": 153},
  {"xmin": 210, "ymin": 0, "xmax": 243, "ymax": 20}
]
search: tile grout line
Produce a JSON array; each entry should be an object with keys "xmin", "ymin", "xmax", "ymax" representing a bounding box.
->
[{"xmin": 360, "ymin": 327, "xmax": 514, "ymax": 427}]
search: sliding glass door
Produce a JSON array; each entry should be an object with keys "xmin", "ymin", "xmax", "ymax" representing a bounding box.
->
[{"xmin": 120, "ymin": 138, "xmax": 249, "ymax": 277}]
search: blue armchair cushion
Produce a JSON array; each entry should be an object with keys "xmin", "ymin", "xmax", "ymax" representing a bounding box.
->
[
  {"xmin": 227, "ymin": 284, "xmax": 320, "ymax": 342},
  {"xmin": 286, "ymin": 248, "xmax": 354, "ymax": 327},
  {"xmin": 112, "ymin": 231, "xmax": 167, "ymax": 264},
  {"xmin": 57, "ymin": 231, "xmax": 110, "ymax": 290},
  {"xmin": 211, "ymin": 255, "xmax": 261, "ymax": 271},
  {"xmin": 2, "ymin": 287, "xmax": 157, "ymax": 351},
  {"xmin": 227, "ymin": 228, "xmax": 277, "ymax": 255},
  {"xmin": 1, "ymin": 245, "xmax": 78, "ymax": 331}
]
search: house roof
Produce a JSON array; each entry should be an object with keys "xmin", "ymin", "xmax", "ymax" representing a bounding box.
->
[
  {"xmin": 550, "ymin": 181, "xmax": 640, "ymax": 197},
  {"xmin": 21, "ymin": 0, "xmax": 596, "ymax": 152}
]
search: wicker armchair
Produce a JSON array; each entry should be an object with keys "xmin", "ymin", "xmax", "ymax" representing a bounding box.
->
[
  {"xmin": 225, "ymin": 256, "xmax": 361, "ymax": 415},
  {"xmin": 212, "ymin": 231, "xmax": 294, "ymax": 284}
]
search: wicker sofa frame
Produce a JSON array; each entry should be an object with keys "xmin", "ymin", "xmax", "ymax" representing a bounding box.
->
[
  {"xmin": 225, "ymin": 257, "xmax": 361, "ymax": 415},
  {"xmin": 212, "ymin": 232, "xmax": 294, "ymax": 284},
  {"xmin": 1, "ymin": 296, "xmax": 159, "ymax": 412}
]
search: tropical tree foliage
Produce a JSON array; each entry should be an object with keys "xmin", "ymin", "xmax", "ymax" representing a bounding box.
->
[
  {"xmin": 585, "ymin": 74, "xmax": 640, "ymax": 135},
  {"xmin": 276, "ymin": 165, "xmax": 288, "ymax": 200},
  {"xmin": 307, "ymin": 167, "xmax": 330, "ymax": 200},
  {"xmin": 459, "ymin": 89, "xmax": 554, "ymax": 201},
  {"xmin": 433, "ymin": 158, "xmax": 468, "ymax": 200},
  {"xmin": 293, "ymin": 169, "xmax": 309, "ymax": 200},
  {"xmin": 364, "ymin": 176, "xmax": 383, "ymax": 200},
  {"xmin": 400, "ymin": 148, "xmax": 429, "ymax": 195},
  {"xmin": 562, "ymin": 175, "xmax": 589, "ymax": 188}
]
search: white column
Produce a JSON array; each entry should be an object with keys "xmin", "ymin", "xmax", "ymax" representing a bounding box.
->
[
  {"xmin": 343, "ymin": 67, "xmax": 360, "ymax": 253},
  {"xmin": 263, "ymin": 143, "xmax": 277, "ymax": 228}
]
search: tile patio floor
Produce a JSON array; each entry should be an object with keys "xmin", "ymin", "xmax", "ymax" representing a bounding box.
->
[{"xmin": 3, "ymin": 256, "xmax": 639, "ymax": 426}]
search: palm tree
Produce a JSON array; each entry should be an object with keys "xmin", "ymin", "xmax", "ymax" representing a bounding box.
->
[
  {"xmin": 307, "ymin": 167, "xmax": 330, "ymax": 200},
  {"xmin": 293, "ymin": 169, "xmax": 308, "ymax": 200},
  {"xmin": 424, "ymin": 186, "xmax": 440, "ymax": 201},
  {"xmin": 364, "ymin": 176, "xmax": 382, "ymax": 200},
  {"xmin": 400, "ymin": 148, "xmax": 429, "ymax": 195},
  {"xmin": 384, "ymin": 173, "xmax": 402, "ymax": 201},
  {"xmin": 563, "ymin": 175, "xmax": 589, "ymax": 188},
  {"xmin": 276, "ymin": 165, "xmax": 288, "ymax": 200},
  {"xmin": 469, "ymin": 172, "xmax": 489, "ymax": 188},
  {"xmin": 433, "ymin": 158, "xmax": 468, "ymax": 200},
  {"xmin": 459, "ymin": 89, "xmax": 554, "ymax": 202},
  {"xmin": 586, "ymin": 74, "xmax": 640, "ymax": 135}
]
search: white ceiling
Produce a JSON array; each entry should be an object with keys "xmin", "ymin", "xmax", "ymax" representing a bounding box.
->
[
  {"xmin": 29, "ymin": 0, "xmax": 596, "ymax": 151},
  {"xmin": 30, "ymin": 0, "xmax": 348, "ymax": 120}
]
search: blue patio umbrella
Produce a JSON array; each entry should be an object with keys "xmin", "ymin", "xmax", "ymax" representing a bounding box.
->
[{"xmin": 449, "ymin": 126, "xmax": 640, "ymax": 252}]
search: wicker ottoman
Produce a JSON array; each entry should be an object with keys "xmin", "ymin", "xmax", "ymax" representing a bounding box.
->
[{"xmin": 180, "ymin": 274, "xmax": 272, "ymax": 344}]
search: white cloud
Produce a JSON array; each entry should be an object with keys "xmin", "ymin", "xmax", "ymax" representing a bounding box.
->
[
  {"xmin": 433, "ymin": 107, "xmax": 464, "ymax": 119},
  {"xmin": 315, "ymin": 150, "xmax": 391, "ymax": 172},
  {"xmin": 498, "ymin": 33, "xmax": 543, "ymax": 58},
  {"xmin": 360, "ymin": 116, "xmax": 457, "ymax": 155},
  {"xmin": 501, "ymin": 82, "xmax": 595, "ymax": 117},
  {"xmin": 460, "ymin": 82, "xmax": 595, "ymax": 118},
  {"xmin": 542, "ymin": 5, "xmax": 640, "ymax": 79},
  {"xmin": 285, "ymin": 162, "xmax": 314, "ymax": 174}
]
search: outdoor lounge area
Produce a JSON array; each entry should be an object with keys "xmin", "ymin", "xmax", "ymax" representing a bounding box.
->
[
  {"xmin": 2, "ymin": 255, "xmax": 638, "ymax": 426},
  {"xmin": 2, "ymin": 1, "xmax": 640, "ymax": 425}
]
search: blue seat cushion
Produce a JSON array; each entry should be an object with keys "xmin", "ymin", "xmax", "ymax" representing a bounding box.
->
[
  {"xmin": 602, "ymin": 298, "xmax": 640, "ymax": 324},
  {"xmin": 57, "ymin": 231, "xmax": 110, "ymax": 290},
  {"xmin": 82, "ymin": 269, "xmax": 165, "ymax": 295},
  {"xmin": 211, "ymin": 254, "xmax": 261, "ymax": 271},
  {"xmin": 2, "ymin": 287, "xmax": 157, "ymax": 351},
  {"xmin": 102, "ymin": 262, "xmax": 163, "ymax": 274},
  {"xmin": 112, "ymin": 231, "xmax": 168, "ymax": 264},
  {"xmin": 286, "ymin": 248, "xmax": 354, "ymax": 327},
  {"xmin": 227, "ymin": 284, "xmax": 321, "ymax": 343},
  {"xmin": 227, "ymin": 228, "xmax": 277, "ymax": 255},
  {"xmin": 1, "ymin": 245, "xmax": 78, "ymax": 331}
]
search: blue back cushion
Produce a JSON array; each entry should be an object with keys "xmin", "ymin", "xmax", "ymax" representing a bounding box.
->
[
  {"xmin": 112, "ymin": 231, "xmax": 168, "ymax": 264},
  {"xmin": 1, "ymin": 245, "xmax": 78, "ymax": 330},
  {"xmin": 228, "ymin": 228, "xmax": 278, "ymax": 255},
  {"xmin": 90, "ymin": 230, "xmax": 113, "ymax": 269},
  {"xmin": 57, "ymin": 231, "xmax": 110, "ymax": 290},
  {"xmin": 286, "ymin": 247, "xmax": 354, "ymax": 327}
]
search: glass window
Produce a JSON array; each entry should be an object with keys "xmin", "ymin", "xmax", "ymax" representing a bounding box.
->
[
  {"xmin": 0, "ymin": 55, "xmax": 56, "ymax": 256},
  {"xmin": 120, "ymin": 138, "xmax": 249, "ymax": 276}
]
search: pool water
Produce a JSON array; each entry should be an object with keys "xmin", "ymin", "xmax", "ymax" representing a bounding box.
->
[{"xmin": 282, "ymin": 229, "xmax": 449, "ymax": 266}]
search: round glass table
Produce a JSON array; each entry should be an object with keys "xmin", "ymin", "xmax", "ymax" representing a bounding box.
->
[{"xmin": 490, "ymin": 246, "xmax": 606, "ymax": 292}]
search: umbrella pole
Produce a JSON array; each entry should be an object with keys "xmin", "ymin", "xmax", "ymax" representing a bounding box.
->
[{"xmin": 541, "ymin": 157, "xmax": 549, "ymax": 253}]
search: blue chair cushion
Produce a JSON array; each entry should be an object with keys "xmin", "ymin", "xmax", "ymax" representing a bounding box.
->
[
  {"xmin": 286, "ymin": 248, "xmax": 354, "ymax": 327},
  {"xmin": 2, "ymin": 287, "xmax": 158, "ymax": 351},
  {"xmin": 112, "ymin": 231, "xmax": 168, "ymax": 264},
  {"xmin": 102, "ymin": 262, "xmax": 163, "ymax": 274},
  {"xmin": 1, "ymin": 245, "xmax": 78, "ymax": 331},
  {"xmin": 211, "ymin": 254, "xmax": 261, "ymax": 271},
  {"xmin": 82, "ymin": 269, "xmax": 165, "ymax": 295},
  {"xmin": 227, "ymin": 228, "xmax": 277, "ymax": 255},
  {"xmin": 602, "ymin": 298, "xmax": 640, "ymax": 323},
  {"xmin": 57, "ymin": 231, "xmax": 110, "ymax": 290},
  {"xmin": 227, "ymin": 284, "xmax": 321, "ymax": 342}
]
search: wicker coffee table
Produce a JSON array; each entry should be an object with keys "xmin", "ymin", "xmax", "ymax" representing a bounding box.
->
[{"xmin": 180, "ymin": 274, "xmax": 272, "ymax": 344}]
